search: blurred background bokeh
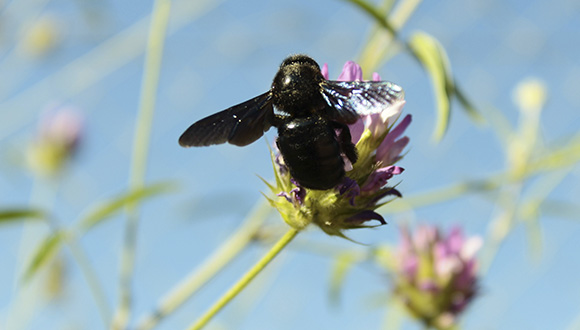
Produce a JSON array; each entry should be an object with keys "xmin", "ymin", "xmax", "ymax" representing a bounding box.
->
[{"xmin": 1, "ymin": 0, "xmax": 579, "ymax": 329}]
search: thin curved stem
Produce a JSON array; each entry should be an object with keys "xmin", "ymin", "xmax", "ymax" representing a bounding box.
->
[
  {"xmin": 135, "ymin": 200, "xmax": 271, "ymax": 330},
  {"xmin": 113, "ymin": 0, "xmax": 172, "ymax": 328},
  {"xmin": 65, "ymin": 235, "xmax": 112, "ymax": 325},
  {"xmin": 0, "ymin": 0, "xmax": 221, "ymax": 142},
  {"xmin": 343, "ymin": 0, "xmax": 423, "ymax": 74},
  {"xmin": 186, "ymin": 227, "xmax": 299, "ymax": 330}
]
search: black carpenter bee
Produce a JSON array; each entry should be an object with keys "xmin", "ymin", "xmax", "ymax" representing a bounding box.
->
[{"xmin": 179, "ymin": 54, "xmax": 403, "ymax": 190}]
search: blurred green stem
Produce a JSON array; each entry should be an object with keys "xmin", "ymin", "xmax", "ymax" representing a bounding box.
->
[
  {"xmin": 382, "ymin": 138, "xmax": 580, "ymax": 214},
  {"xmin": 479, "ymin": 184, "xmax": 523, "ymax": 274},
  {"xmin": 29, "ymin": 178, "xmax": 111, "ymax": 325},
  {"xmin": 113, "ymin": 0, "xmax": 171, "ymax": 328},
  {"xmin": 5, "ymin": 179, "xmax": 56, "ymax": 330},
  {"xmin": 31, "ymin": 180, "xmax": 111, "ymax": 325},
  {"xmin": 346, "ymin": 0, "xmax": 423, "ymax": 74},
  {"xmin": 344, "ymin": 0, "xmax": 397, "ymax": 34},
  {"xmin": 0, "ymin": 0, "xmax": 221, "ymax": 143},
  {"xmin": 63, "ymin": 234, "xmax": 112, "ymax": 325},
  {"xmin": 7, "ymin": 178, "xmax": 110, "ymax": 328},
  {"xmin": 135, "ymin": 200, "xmax": 272, "ymax": 330},
  {"xmin": 187, "ymin": 227, "xmax": 299, "ymax": 330},
  {"xmin": 381, "ymin": 173, "xmax": 507, "ymax": 213},
  {"xmin": 390, "ymin": 0, "xmax": 422, "ymax": 28},
  {"xmin": 0, "ymin": 0, "xmax": 51, "ymax": 100}
]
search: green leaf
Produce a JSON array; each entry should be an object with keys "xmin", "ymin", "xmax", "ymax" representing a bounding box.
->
[
  {"xmin": 0, "ymin": 208, "xmax": 46, "ymax": 224},
  {"xmin": 409, "ymin": 31, "xmax": 483, "ymax": 141},
  {"xmin": 77, "ymin": 181, "xmax": 177, "ymax": 234},
  {"xmin": 257, "ymin": 175, "xmax": 276, "ymax": 194},
  {"xmin": 455, "ymin": 85, "xmax": 485, "ymax": 123},
  {"xmin": 22, "ymin": 231, "xmax": 66, "ymax": 283},
  {"xmin": 408, "ymin": 31, "xmax": 452, "ymax": 141}
]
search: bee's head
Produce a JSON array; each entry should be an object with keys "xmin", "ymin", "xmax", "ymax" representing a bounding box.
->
[{"xmin": 271, "ymin": 55, "xmax": 326, "ymax": 115}]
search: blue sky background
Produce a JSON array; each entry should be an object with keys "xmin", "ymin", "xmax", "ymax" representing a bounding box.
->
[{"xmin": 0, "ymin": 0, "xmax": 579, "ymax": 329}]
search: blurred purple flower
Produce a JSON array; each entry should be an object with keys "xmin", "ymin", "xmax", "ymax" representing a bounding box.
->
[
  {"xmin": 40, "ymin": 106, "xmax": 83, "ymax": 155},
  {"xmin": 393, "ymin": 224, "xmax": 482, "ymax": 329},
  {"xmin": 27, "ymin": 105, "xmax": 84, "ymax": 177}
]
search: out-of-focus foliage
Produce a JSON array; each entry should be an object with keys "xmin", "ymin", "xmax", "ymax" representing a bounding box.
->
[
  {"xmin": 1, "ymin": 0, "xmax": 579, "ymax": 329},
  {"xmin": 0, "ymin": 209, "xmax": 46, "ymax": 224},
  {"xmin": 22, "ymin": 182, "xmax": 176, "ymax": 284}
]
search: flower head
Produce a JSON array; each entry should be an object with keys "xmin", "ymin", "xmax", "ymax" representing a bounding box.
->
[
  {"xmin": 264, "ymin": 60, "xmax": 411, "ymax": 238},
  {"xmin": 392, "ymin": 224, "xmax": 482, "ymax": 329},
  {"xmin": 27, "ymin": 105, "xmax": 84, "ymax": 177}
]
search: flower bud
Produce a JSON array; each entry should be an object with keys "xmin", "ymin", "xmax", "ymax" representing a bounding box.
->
[{"xmin": 27, "ymin": 106, "xmax": 83, "ymax": 177}]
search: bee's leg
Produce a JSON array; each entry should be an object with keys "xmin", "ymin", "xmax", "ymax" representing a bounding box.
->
[{"xmin": 331, "ymin": 122, "xmax": 358, "ymax": 164}]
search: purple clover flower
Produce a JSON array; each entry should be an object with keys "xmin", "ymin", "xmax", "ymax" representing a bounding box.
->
[
  {"xmin": 331, "ymin": 61, "xmax": 409, "ymax": 150},
  {"xmin": 266, "ymin": 60, "xmax": 411, "ymax": 237},
  {"xmin": 393, "ymin": 225, "xmax": 482, "ymax": 329}
]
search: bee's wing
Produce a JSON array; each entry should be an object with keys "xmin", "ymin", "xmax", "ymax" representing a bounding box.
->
[
  {"xmin": 179, "ymin": 91, "xmax": 274, "ymax": 147},
  {"xmin": 320, "ymin": 80, "xmax": 405, "ymax": 123}
]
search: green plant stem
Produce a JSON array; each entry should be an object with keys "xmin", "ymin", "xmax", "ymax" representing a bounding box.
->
[
  {"xmin": 187, "ymin": 227, "xmax": 299, "ymax": 330},
  {"xmin": 345, "ymin": 0, "xmax": 397, "ymax": 35},
  {"xmin": 379, "ymin": 173, "xmax": 507, "ymax": 214},
  {"xmin": 390, "ymin": 0, "xmax": 422, "ymax": 28},
  {"xmin": 32, "ymin": 194, "xmax": 112, "ymax": 326},
  {"xmin": 380, "ymin": 141, "xmax": 580, "ymax": 214},
  {"xmin": 33, "ymin": 179, "xmax": 111, "ymax": 325},
  {"xmin": 0, "ymin": 0, "xmax": 221, "ymax": 142},
  {"xmin": 5, "ymin": 179, "xmax": 56, "ymax": 330},
  {"xmin": 113, "ymin": 0, "xmax": 171, "ymax": 328},
  {"xmin": 480, "ymin": 185, "xmax": 523, "ymax": 274},
  {"xmin": 8, "ymin": 178, "xmax": 110, "ymax": 328},
  {"xmin": 347, "ymin": 0, "xmax": 423, "ymax": 74},
  {"xmin": 64, "ymin": 234, "xmax": 112, "ymax": 325},
  {"xmin": 0, "ymin": 0, "xmax": 51, "ymax": 100},
  {"xmin": 135, "ymin": 200, "xmax": 272, "ymax": 330}
]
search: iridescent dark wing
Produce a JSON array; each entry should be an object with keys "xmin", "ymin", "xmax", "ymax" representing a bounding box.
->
[
  {"xmin": 320, "ymin": 80, "xmax": 405, "ymax": 124},
  {"xmin": 179, "ymin": 91, "xmax": 273, "ymax": 147}
]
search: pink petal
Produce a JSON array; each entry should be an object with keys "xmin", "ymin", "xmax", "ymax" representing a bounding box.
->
[
  {"xmin": 376, "ymin": 114, "xmax": 412, "ymax": 164},
  {"xmin": 337, "ymin": 61, "xmax": 363, "ymax": 81},
  {"xmin": 348, "ymin": 118, "xmax": 365, "ymax": 144},
  {"xmin": 321, "ymin": 63, "xmax": 329, "ymax": 80}
]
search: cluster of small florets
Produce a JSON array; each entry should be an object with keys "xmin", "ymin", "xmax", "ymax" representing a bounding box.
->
[
  {"xmin": 263, "ymin": 61, "xmax": 411, "ymax": 238},
  {"xmin": 391, "ymin": 225, "xmax": 482, "ymax": 329}
]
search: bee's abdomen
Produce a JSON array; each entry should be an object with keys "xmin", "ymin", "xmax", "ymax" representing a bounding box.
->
[{"xmin": 276, "ymin": 116, "xmax": 345, "ymax": 190}]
